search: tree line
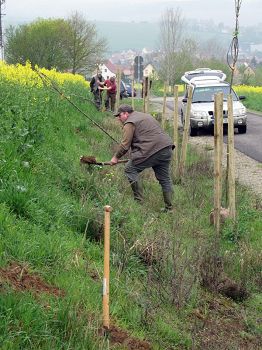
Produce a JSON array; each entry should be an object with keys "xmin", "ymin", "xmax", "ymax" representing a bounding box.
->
[
  {"xmin": 5, "ymin": 7, "xmax": 262, "ymax": 85},
  {"xmin": 5, "ymin": 12, "xmax": 107, "ymax": 75}
]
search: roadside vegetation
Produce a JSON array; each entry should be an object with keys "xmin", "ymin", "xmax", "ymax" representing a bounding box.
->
[
  {"xmin": 234, "ymin": 85, "xmax": 262, "ymax": 112},
  {"xmin": 0, "ymin": 62, "xmax": 261, "ymax": 349}
]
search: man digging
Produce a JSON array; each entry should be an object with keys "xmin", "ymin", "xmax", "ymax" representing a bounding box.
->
[{"xmin": 110, "ymin": 104, "xmax": 174, "ymax": 211}]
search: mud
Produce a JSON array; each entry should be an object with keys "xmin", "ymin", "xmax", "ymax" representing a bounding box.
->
[
  {"xmin": 0, "ymin": 262, "xmax": 65, "ymax": 297},
  {"xmin": 101, "ymin": 325, "xmax": 152, "ymax": 350},
  {"xmin": 80, "ymin": 155, "xmax": 98, "ymax": 164}
]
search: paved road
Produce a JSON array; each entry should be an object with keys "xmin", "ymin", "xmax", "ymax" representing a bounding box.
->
[
  {"xmin": 164, "ymin": 99, "xmax": 262, "ymax": 163},
  {"xmin": 224, "ymin": 112, "xmax": 262, "ymax": 163}
]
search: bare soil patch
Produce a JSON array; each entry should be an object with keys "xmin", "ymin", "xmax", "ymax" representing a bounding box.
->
[
  {"xmin": 100, "ymin": 325, "xmax": 152, "ymax": 350},
  {"xmin": 0, "ymin": 262, "xmax": 64, "ymax": 297},
  {"xmin": 192, "ymin": 296, "xmax": 262, "ymax": 350}
]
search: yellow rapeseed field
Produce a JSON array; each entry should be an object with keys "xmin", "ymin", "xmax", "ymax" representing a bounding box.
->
[
  {"xmin": 234, "ymin": 85, "xmax": 262, "ymax": 94},
  {"xmin": 0, "ymin": 61, "xmax": 88, "ymax": 88}
]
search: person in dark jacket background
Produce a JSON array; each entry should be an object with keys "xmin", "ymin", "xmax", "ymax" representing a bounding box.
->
[
  {"xmin": 90, "ymin": 72, "xmax": 105, "ymax": 110},
  {"xmin": 110, "ymin": 104, "xmax": 174, "ymax": 211}
]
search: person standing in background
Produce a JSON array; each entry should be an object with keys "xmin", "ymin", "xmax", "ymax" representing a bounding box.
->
[
  {"xmin": 104, "ymin": 76, "xmax": 117, "ymax": 112},
  {"xmin": 90, "ymin": 72, "xmax": 105, "ymax": 110}
]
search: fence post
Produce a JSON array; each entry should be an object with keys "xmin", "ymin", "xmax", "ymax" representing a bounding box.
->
[
  {"xmin": 131, "ymin": 78, "xmax": 135, "ymax": 110},
  {"xmin": 115, "ymin": 68, "xmax": 121, "ymax": 112},
  {"xmin": 213, "ymin": 92, "xmax": 223, "ymax": 234},
  {"xmin": 172, "ymin": 85, "xmax": 179, "ymax": 178},
  {"xmin": 227, "ymin": 94, "xmax": 236, "ymax": 220},
  {"xmin": 145, "ymin": 76, "xmax": 150, "ymax": 113},
  {"xmin": 103, "ymin": 205, "xmax": 112, "ymax": 330},
  {"xmin": 178, "ymin": 85, "xmax": 193, "ymax": 178},
  {"xmin": 142, "ymin": 77, "xmax": 146, "ymax": 113},
  {"xmin": 161, "ymin": 82, "xmax": 167, "ymax": 129}
]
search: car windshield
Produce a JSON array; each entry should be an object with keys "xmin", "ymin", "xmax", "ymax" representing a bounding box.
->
[{"xmin": 192, "ymin": 86, "xmax": 238, "ymax": 103}]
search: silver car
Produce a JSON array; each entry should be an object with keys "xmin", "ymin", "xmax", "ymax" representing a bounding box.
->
[{"xmin": 181, "ymin": 68, "xmax": 247, "ymax": 136}]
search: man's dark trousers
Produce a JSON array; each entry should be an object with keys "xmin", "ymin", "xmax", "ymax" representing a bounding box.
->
[{"xmin": 124, "ymin": 146, "xmax": 173, "ymax": 207}]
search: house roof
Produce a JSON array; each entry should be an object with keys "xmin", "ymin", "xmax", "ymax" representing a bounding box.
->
[
  {"xmin": 123, "ymin": 67, "xmax": 133, "ymax": 76},
  {"xmin": 103, "ymin": 60, "xmax": 118, "ymax": 74},
  {"xmin": 144, "ymin": 63, "xmax": 155, "ymax": 69}
]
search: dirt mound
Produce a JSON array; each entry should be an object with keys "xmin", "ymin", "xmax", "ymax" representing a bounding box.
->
[
  {"xmin": 200, "ymin": 255, "xmax": 248, "ymax": 301},
  {"xmin": 192, "ymin": 297, "xmax": 261, "ymax": 349},
  {"xmin": 101, "ymin": 325, "xmax": 152, "ymax": 350},
  {"xmin": 0, "ymin": 262, "xmax": 64, "ymax": 297}
]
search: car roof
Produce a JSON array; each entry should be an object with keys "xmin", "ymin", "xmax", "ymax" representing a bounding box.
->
[
  {"xmin": 193, "ymin": 81, "xmax": 229, "ymax": 87},
  {"xmin": 181, "ymin": 68, "xmax": 226, "ymax": 85}
]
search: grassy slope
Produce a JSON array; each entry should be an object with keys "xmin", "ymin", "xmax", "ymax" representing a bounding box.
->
[{"xmin": 0, "ymin": 78, "xmax": 261, "ymax": 349}]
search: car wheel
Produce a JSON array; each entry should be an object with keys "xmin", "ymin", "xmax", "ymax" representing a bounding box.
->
[
  {"xmin": 181, "ymin": 111, "xmax": 184, "ymax": 126},
  {"xmin": 238, "ymin": 125, "xmax": 247, "ymax": 134},
  {"xmin": 189, "ymin": 126, "xmax": 198, "ymax": 137}
]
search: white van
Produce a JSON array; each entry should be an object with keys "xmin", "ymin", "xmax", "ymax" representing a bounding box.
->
[{"xmin": 181, "ymin": 68, "xmax": 247, "ymax": 136}]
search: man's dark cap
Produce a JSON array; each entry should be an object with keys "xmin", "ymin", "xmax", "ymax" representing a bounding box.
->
[{"xmin": 113, "ymin": 104, "xmax": 134, "ymax": 117}]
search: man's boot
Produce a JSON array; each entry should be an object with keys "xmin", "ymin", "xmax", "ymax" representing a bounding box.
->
[
  {"xmin": 130, "ymin": 181, "xmax": 143, "ymax": 202},
  {"xmin": 162, "ymin": 191, "xmax": 173, "ymax": 211}
]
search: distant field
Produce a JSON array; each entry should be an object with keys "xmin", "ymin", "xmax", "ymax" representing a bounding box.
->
[
  {"xmin": 94, "ymin": 21, "xmax": 159, "ymax": 51},
  {"xmin": 94, "ymin": 21, "xmax": 232, "ymax": 52}
]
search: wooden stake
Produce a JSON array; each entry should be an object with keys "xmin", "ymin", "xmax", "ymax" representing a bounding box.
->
[
  {"xmin": 142, "ymin": 77, "xmax": 146, "ymax": 113},
  {"xmin": 131, "ymin": 78, "xmax": 135, "ymax": 110},
  {"xmin": 213, "ymin": 92, "xmax": 223, "ymax": 235},
  {"xmin": 178, "ymin": 85, "xmax": 193, "ymax": 178},
  {"xmin": 161, "ymin": 82, "xmax": 167, "ymax": 129},
  {"xmin": 115, "ymin": 68, "xmax": 121, "ymax": 112},
  {"xmin": 227, "ymin": 94, "xmax": 236, "ymax": 220},
  {"xmin": 103, "ymin": 205, "xmax": 112, "ymax": 330},
  {"xmin": 172, "ymin": 85, "xmax": 179, "ymax": 178},
  {"xmin": 101, "ymin": 89, "xmax": 106, "ymax": 112},
  {"xmin": 145, "ymin": 76, "xmax": 150, "ymax": 113}
]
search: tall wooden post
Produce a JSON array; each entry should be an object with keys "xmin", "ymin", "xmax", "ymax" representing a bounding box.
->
[
  {"xmin": 145, "ymin": 76, "xmax": 150, "ymax": 113},
  {"xmin": 161, "ymin": 82, "xmax": 167, "ymax": 129},
  {"xmin": 101, "ymin": 88, "xmax": 106, "ymax": 112},
  {"xmin": 172, "ymin": 85, "xmax": 179, "ymax": 178},
  {"xmin": 178, "ymin": 86, "xmax": 193, "ymax": 178},
  {"xmin": 227, "ymin": 94, "xmax": 236, "ymax": 220},
  {"xmin": 115, "ymin": 68, "xmax": 121, "ymax": 112},
  {"xmin": 142, "ymin": 77, "xmax": 146, "ymax": 113},
  {"xmin": 213, "ymin": 93, "xmax": 223, "ymax": 234},
  {"xmin": 131, "ymin": 78, "xmax": 135, "ymax": 110},
  {"xmin": 103, "ymin": 205, "xmax": 112, "ymax": 330}
]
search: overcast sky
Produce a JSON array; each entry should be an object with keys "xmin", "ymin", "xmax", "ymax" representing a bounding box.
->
[{"xmin": 4, "ymin": 0, "xmax": 262, "ymax": 26}]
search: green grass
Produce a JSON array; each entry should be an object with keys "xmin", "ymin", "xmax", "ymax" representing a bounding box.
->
[
  {"xmin": 242, "ymin": 92, "xmax": 262, "ymax": 112},
  {"xmin": 0, "ymin": 77, "xmax": 261, "ymax": 349}
]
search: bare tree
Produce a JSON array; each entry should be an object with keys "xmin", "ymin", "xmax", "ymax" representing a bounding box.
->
[
  {"xmin": 173, "ymin": 38, "xmax": 197, "ymax": 80},
  {"xmin": 158, "ymin": 8, "xmax": 185, "ymax": 85},
  {"xmin": 66, "ymin": 12, "xmax": 107, "ymax": 75},
  {"xmin": 198, "ymin": 38, "xmax": 227, "ymax": 61}
]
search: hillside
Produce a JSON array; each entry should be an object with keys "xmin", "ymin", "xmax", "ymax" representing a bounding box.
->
[
  {"xmin": 5, "ymin": 18, "xmax": 261, "ymax": 54},
  {"xmin": 0, "ymin": 62, "xmax": 261, "ymax": 349}
]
